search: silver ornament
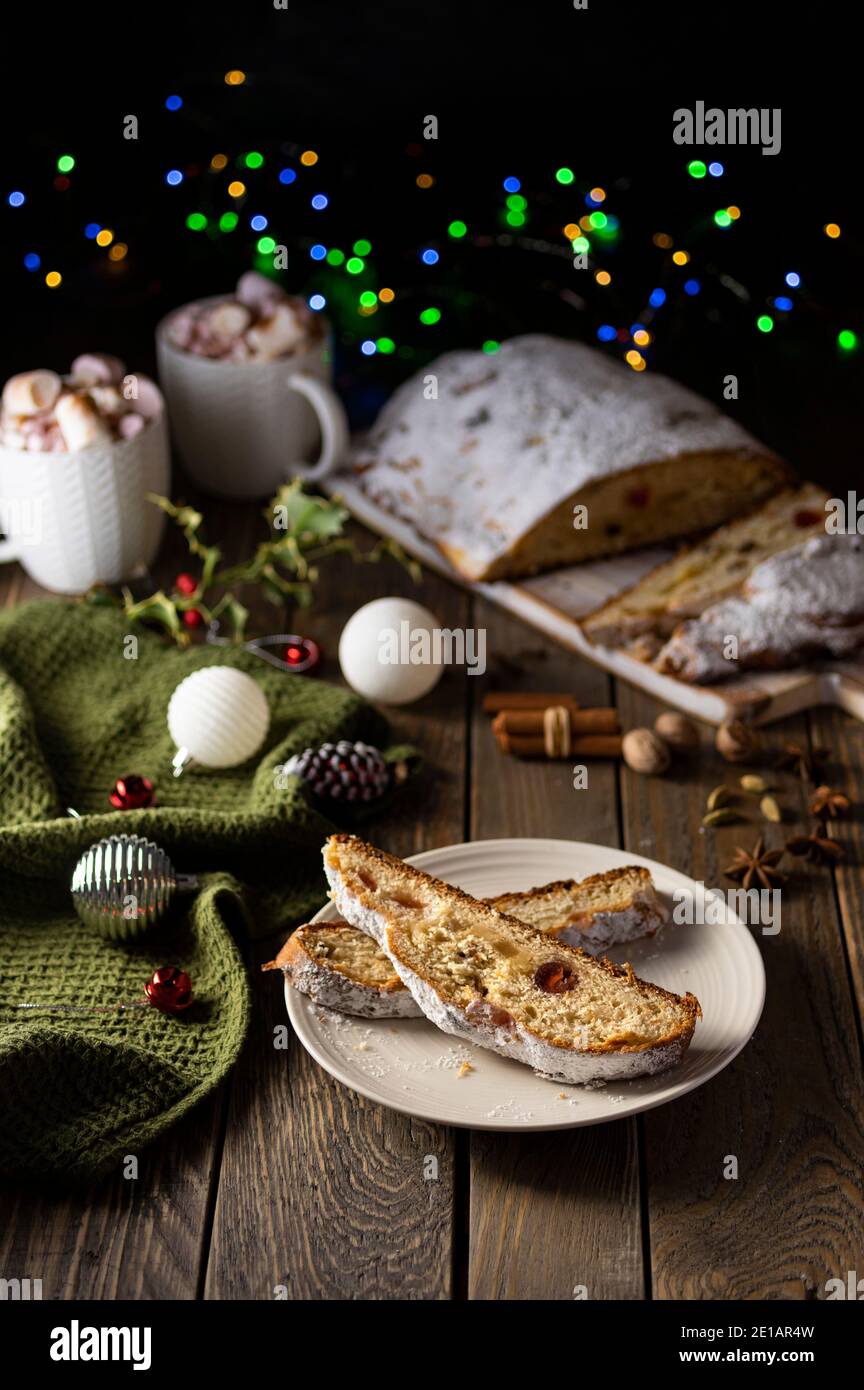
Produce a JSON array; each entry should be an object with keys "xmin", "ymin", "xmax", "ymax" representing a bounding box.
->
[{"xmin": 70, "ymin": 834, "xmax": 197, "ymax": 941}]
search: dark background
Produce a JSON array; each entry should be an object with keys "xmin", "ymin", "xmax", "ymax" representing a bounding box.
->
[{"xmin": 1, "ymin": 2, "xmax": 860, "ymax": 484}]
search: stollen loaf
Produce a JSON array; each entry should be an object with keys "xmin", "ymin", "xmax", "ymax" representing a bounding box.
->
[{"xmin": 347, "ymin": 335, "xmax": 789, "ymax": 581}]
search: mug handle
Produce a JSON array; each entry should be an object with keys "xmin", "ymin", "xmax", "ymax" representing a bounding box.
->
[
  {"xmin": 0, "ymin": 536, "xmax": 20, "ymax": 564},
  {"xmin": 285, "ymin": 372, "xmax": 349, "ymax": 482}
]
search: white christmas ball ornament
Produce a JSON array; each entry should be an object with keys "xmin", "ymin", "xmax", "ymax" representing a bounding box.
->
[
  {"xmin": 168, "ymin": 667, "xmax": 270, "ymax": 776},
  {"xmin": 339, "ymin": 597, "xmax": 444, "ymax": 705}
]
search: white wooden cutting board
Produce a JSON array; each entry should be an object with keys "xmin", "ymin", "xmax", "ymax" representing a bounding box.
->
[{"xmin": 331, "ymin": 476, "xmax": 864, "ymax": 728}]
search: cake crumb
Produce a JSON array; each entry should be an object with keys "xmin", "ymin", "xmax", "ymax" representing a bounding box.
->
[
  {"xmin": 354, "ymin": 1042, "xmax": 369, "ymax": 1052},
  {"xmin": 456, "ymin": 1061, "xmax": 474, "ymax": 1078}
]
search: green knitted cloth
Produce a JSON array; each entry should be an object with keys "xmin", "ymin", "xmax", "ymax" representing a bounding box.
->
[{"xmin": 0, "ymin": 601, "xmax": 410, "ymax": 1179}]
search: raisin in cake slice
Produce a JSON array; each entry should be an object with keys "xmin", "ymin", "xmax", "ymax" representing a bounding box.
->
[
  {"xmin": 655, "ymin": 533, "xmax": 864, "ymax": 684},
  {"xmin": 323, "ymin": 836, "xmax": 700, "ymax": 1083},
  {"xmin": 346, "ymin": 335, "xmax": 789, "ymax": 582},
  {"xmin": 267, "ymin": 868, "xmax": 667, "ymax": 1018},
  {"xmin": 583, "ymin": 483, "xmax": 829, "ymax": 654}
]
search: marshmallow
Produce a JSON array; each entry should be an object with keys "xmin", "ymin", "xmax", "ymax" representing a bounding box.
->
[
  {"xmin": 2, "ymin": 369, "xmax": 62, "ymax": 418},
  {"xmin": 20, "ymin": 416, "xmax": 60, "ymax": 452},
  {"xmin": 235, "ymin": 270, "xmax": 283, "ymax": 314},
  {"xmin": 195, "ymin": 333, "xmax": 234, "ymax": 359},
  {"xmin": 168, "ymin": 311, "xmax": 196, "ymax": 350},
  {"xmin": 118, "ymin": 412, "xmax": 145, "ymax": 439},
  {"xmin": 125, "ymin": 374, "xmax": 163, "ymax": 419},
  {"xmin": 204, "ymin": 302, "xmax": 252, "ymax": 339},
  {"xmin": 54, "ymin": 392, "xmax": 113, "ymax": 451},
  {"xmin": 246, "ymin": 302, "xmax": 305, "ymax": 359},
  {"xmin": 69, "ymin": 353, "xmax": 125, "ymax": 387},
  {"xmin": 88, "ymin": 386, "xmax": 126, "ymax": 417}
]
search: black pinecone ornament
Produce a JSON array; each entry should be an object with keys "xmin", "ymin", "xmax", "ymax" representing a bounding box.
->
[{"xmin": 284, "ymin": 740, "xmax": 392, "ymax": 803}]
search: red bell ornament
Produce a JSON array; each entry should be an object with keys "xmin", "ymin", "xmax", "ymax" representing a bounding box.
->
[
  {"xmin": 145, "ymin": 966, "xmax": 193, "ymax": 1015},
  {"xmin": 6, "ymin": 966, "xmax": 194, "ymax": 1018},
  {"xmin": 109, "ymin": 774, "xmax": 156, "ymax": 811}
]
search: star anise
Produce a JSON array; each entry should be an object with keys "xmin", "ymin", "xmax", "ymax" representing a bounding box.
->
[
  {"xmin": 809, "ymin": 785, "xmax": 852, "ymax": 821},
  {"xmin": 785, "ymin": 826, "xmax": 846, "ymax": 865},
  {"xmin": 774, "ymin": 742, "xmax": 829, "ymax": 783},
  {"xmin": 724, "ymin": 836, "xmax": 786, "ymax": 891}
]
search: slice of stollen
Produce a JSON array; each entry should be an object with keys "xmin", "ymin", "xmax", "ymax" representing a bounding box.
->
[
  {"xmin": 262, "ymin": 920, "xmax": 424, "ymax": 1018},
  {"xmin": 655, "ymin": 532, "xmax": 864, "ymax": 683},
  {"xmin": 323, "ymin": 835, "xmax": 700, "ymax": 1083},
  {"xmin": 582, "ymin": 482, "xmax": 829, "ymax": 654},
  {"xmin": 488, "ymin": 866, "xmax": 666, "ymax": 954},
  {"xmin": 267, "ymin": 867, "xmax": 666, "ymax": 1018}
]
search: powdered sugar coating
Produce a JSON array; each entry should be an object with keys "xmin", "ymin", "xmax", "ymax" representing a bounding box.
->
[
  {"xmin": 277, "ymin": 950, "xmax": 423, "ymax": 1019},
  {"xmin": 657, "ymin": 533, "xmax": 864, "ymax": 683},
  {"xmin": 346, "ymin": 335, "xmax": 768, "ymax": 575},
  {"xmin": 324, "ymin": 865, "xmax": 693, "ymax": 1085},
  {"xmin": 558, "ymin": 892, "xmax": 666, "ymax": 955}
]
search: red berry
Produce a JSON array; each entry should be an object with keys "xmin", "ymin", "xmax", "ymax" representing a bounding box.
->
[
  {"xmin": 175, "ymin": 572, "xmax": 197, "ymax": 595},
  {"xmin": 183, "ymin": 608, "xmax": 203, "ymax": 629}
]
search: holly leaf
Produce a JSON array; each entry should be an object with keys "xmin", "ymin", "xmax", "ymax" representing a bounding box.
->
[
  {"xmin": 119, "ymin": 480, "xmax": 420, "ymax": 650},
  {"xmin": 122, "ymin": 588, "xmax": 182, "ymax": 636},
  {"xmin": 367, "ymin": 536, "xmax": 423, "ymax": 582},
  {"xmin": 198, "ymin": 543, "xmax": 223, "ymax": 591},
  {"xmin": 84, "ymin": 583, "xmax": 121, "ymax": 608},
  {"xmin": 270, "ymin": 480, "xmax": 348, "ymax": 543},
  {"xmin": 147, "ymin": 494, "xmax": 204, "ymax": 534},
  {"xmin": 209, "ymin": 593, "xmax": 249, "ymax": 644}
]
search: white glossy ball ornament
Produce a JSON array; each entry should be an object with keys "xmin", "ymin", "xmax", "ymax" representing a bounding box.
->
[
  {"xmin": 338, "ymin": 597, "xmax": 444, "ymax": 705},
  {"xmin": 168, "ymin": 667, "xmax": 270, "ymax": 776}
]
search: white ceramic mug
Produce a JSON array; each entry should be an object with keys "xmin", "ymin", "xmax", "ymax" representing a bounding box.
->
[
  {"xmin": 155, "ymin": 300, "xmax": 349, "ymax": 499},
  {"xmin": 0, "ymin": 407, "xmax": 170, "ymax": 595}
]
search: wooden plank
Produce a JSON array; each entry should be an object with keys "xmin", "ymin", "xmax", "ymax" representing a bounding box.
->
[
  {"xmin": 0, "ymin": 1094, "xmax": 225, "ymax": 1299},
  {"xmin": 467, "ymin": 602, "xmax": 645, "ymax": 1301},
  {"xmin": 810, "ymin": 705, "xmax": 864, "ymax": 1021},
  {"xmin": 205, "ymin": 534, "xmax": 467, "ymax": 1299},
  {"xmin": 616, "ymin": 685, "xmax": 864, "ymax": 1299}
]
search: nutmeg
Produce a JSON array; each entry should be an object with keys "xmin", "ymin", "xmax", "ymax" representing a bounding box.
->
[
  {"xmin": 622, "ymin": 727, "xmax": 671, "ymax": 776},
  {"xmin": 654, "ymin": 711, "xmax": 699, "ymax": 753},
  {"xmin": 715, "ymin": 718, "xmax": 760, "ymax": 763}
]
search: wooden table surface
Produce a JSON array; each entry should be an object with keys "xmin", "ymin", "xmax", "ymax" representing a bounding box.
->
[{"xmin": 2, "ymin": 496, "xmax": 864, "ymax": 1302}]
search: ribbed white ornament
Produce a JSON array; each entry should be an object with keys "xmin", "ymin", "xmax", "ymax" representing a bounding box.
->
[{"xmin": 167, "ymin": 667, "xmax": 270, "ymax": 776}]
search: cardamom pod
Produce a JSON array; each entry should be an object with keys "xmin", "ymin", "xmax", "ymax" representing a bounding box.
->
[
  {"xmin": 702, "ymin": 807, "xmax": 741, "ymax": 827},
  {"xmin": 740, "ymin": 774, "xmax": 770, "ymax": 794},
  {"xmin": 706, "ymin": 785, "xmax": 733, "ymax": 811},
  {"xmin": 760, "ymin": 795, "xmax": 783, "ymax": 823}
]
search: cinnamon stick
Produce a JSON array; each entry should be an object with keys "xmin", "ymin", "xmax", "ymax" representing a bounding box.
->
[
  {"xmin": 495, "ymin": 731, "xmax": 623, "ymax": 759},
  {"xmin": 493, "ymin": 708, "xmax": 620, "ymax": 737},
  {"xmin": 482, "ymin": 692, "xmax": 581, "ymax": 715}
]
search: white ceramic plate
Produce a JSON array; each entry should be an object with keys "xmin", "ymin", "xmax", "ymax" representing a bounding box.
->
[{"xmin": 286, "ymin": 838, "xmax": 766, "ymax": 1130}]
